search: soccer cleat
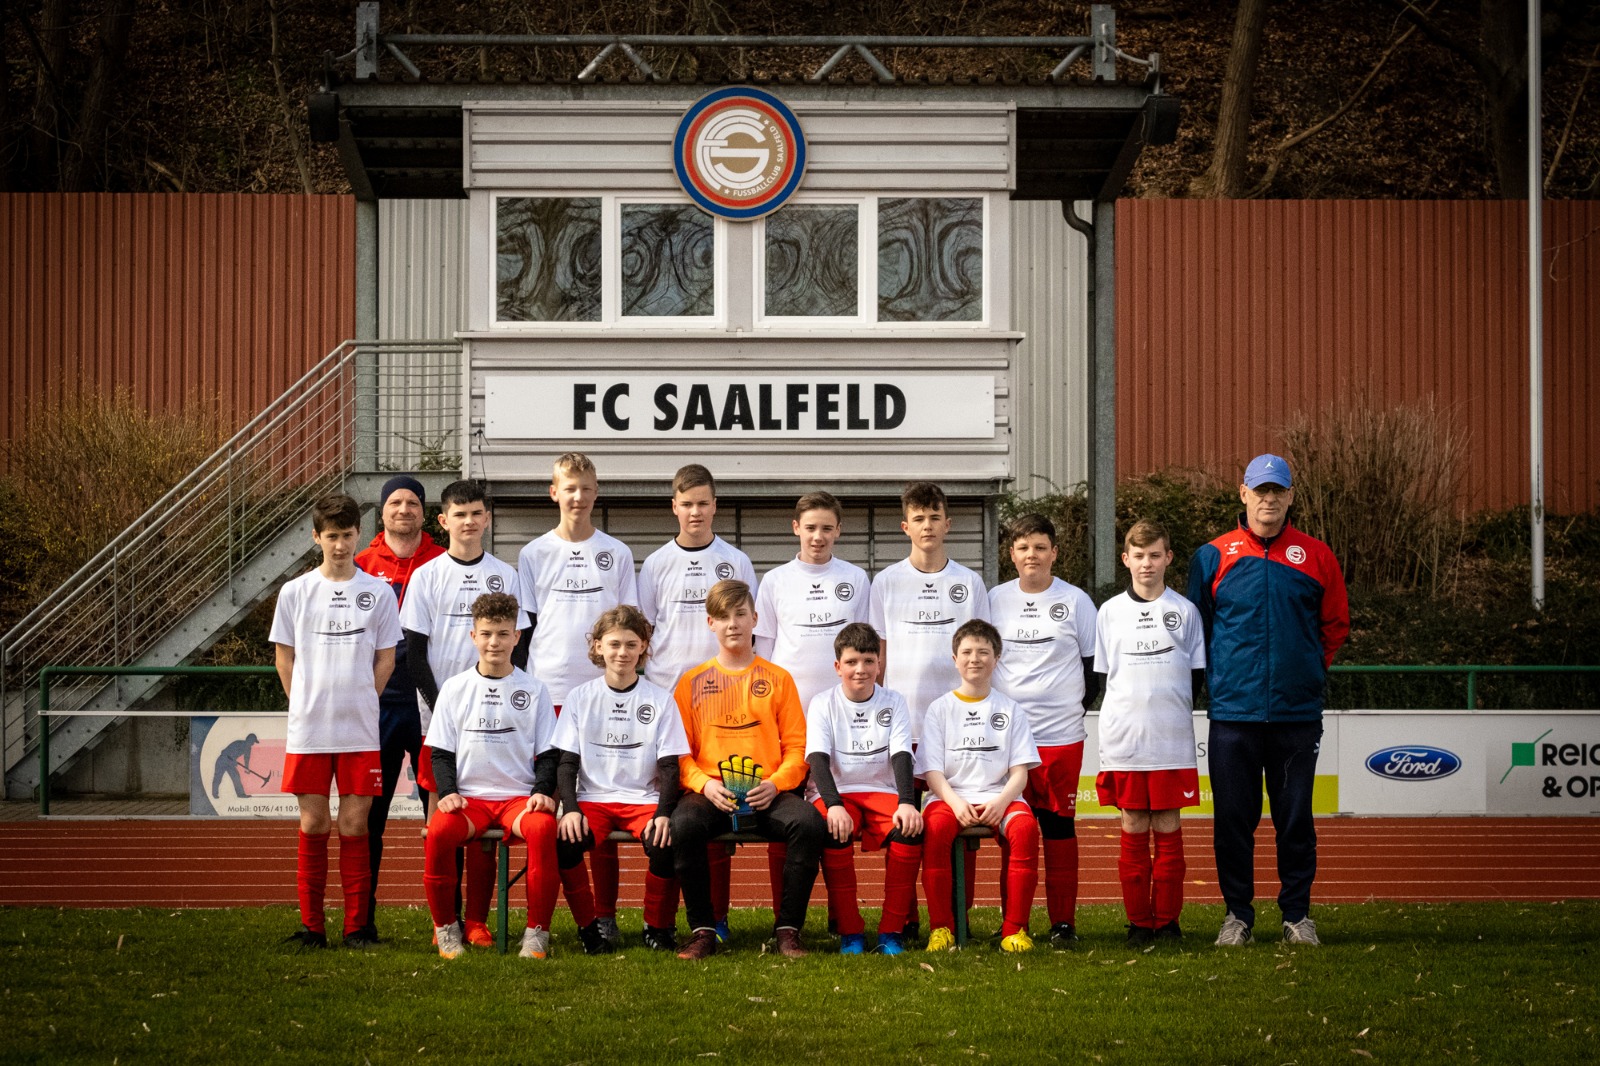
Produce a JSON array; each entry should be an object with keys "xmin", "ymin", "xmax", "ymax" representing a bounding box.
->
[
  {"xmin": 341, "ymin": 928, "xmax": 380, "ymax": 951},
  {"xmin": 714, "ymin": 918, "xmax": 731, "ymax": 944},
  {"xmin": 1215, "ymin": 913, "xmax": 1253, "ymax": 946},
  {"xmin": 642, "ymin": 925, "xmax": 678, "ymax": 952},
  {"xmin": 838, "ymin": 933, "xmax": 866, "ymax": 955},
  {"xmin": 283, "ymin": 926, "xmax": 328, "ymax": 950},
  {"xmin": 519, "ymin": 926, "xmax": 551, "ymax": 959},
  {"xmin": 1126, "ymin": 924, "xmax": 1156, "ymax": 946},
  {"xmin": 774, "ymin": 927, "xmax": 808, "ymax": 958},
  {"xmin": 595, "ymin": 916, "xmax": 623, "ymax": 948},
  {"xmin": 1000, "ymin": 929, "xmax": 1034, "ymax": 953},
  {"xmin": 1048, "ymin": 922, "xmax": 1079, "ymax": 948},
  {"xmin": 462, "ymin": 919, "xmax": 495, "ymax": 949},
  {"xmin": 902, "ymin": 917, "xmax": 921, "ymax": 942},
  {"xmin": 677, "ymin": 928, "xmax": 720, "ymax": 961},
  {"xmin": 577, "ymin": 920, "xmax": 615, "ymax": 956},
  {"xmin": 925, "ymin": 927, "xmax": 957, "ymax": 952},
  {"xmin": 435, "ymin": 922, "xmax": 466, "ymax": 960},
  {"xmin": 875, "ymin": 932, "xmax": 905, "ymax": 956},
  {"xmin": 1155, "ymin": 921, "xmax": 1183, "ymax": 941},
  {"xmin": 1282, "ymin": 917, "xmax": 1321, "ymax": 946}
]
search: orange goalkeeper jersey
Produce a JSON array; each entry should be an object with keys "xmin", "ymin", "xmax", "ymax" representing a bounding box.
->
[{"xmin": 674, "ymin": 656, "xmax": 808, "ymax": 794}]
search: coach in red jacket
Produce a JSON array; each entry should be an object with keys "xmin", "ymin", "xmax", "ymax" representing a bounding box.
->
[{"xmin": 1187, "ymin": 454, "xmax": 1348, "ymax": 948}]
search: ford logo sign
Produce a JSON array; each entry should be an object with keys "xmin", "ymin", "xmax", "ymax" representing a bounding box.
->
[{"xmin": 1365, "ymin": 746, "xmax": 1462, "ymax": 781}]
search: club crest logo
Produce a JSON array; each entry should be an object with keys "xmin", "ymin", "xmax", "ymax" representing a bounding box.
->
[
  {"xmin": 355, "ymin": 591, "xmax": 376, "ymax": 611},
  {"xmin": 595, "ymin": 551, "xmax": 614, "ymax": 571},
  {"xmin": 510, "ymin": 690, "xmax": 532, "ymax": 711},
  {"xmin": 1286, "ymin": 545, "xmax": 1307, "ymax": 565},
  {"xmin": 486, "ymin": 574, "xmax": 504, "ymax": 592},
  {"xmin": 949, "ymin": 584, "xmax": 969, "ymax": 604},
  {"xmin": 876, "ymin": 708, "xmax": 893, "ymax": 727},
  {"xmin": 1049, "ymin": 603, "xmax": 1068, "ymax": 622},
  {"xmin": 637, "ymin": 703, "xmax": 656, "ymax": 724},
  {"xmin": 674, "ymin": 87, "xmax": 807, "ymax": 220},
  {"xmin": 1163, "ymin": 611, "xmax": 1181, "ymax": 631},
  {"xmin": 990, "ymin": 712, "xmax": 1009, "ymax": 731},
  {"xmin": 836, "ymin": 582, "xmax": 855, "ymax": 601},
  {"xmin": 715, "ymin": 561, "xmax": 735, "ymax": 580},
  {"xmin": 751, "ymin": 678, "xmax": 773, "ymax": 698}
]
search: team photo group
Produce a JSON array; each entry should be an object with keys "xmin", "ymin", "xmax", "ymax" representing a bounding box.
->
[{"xmin": 270, "ymin": 448, "xmax": 1347, "ymax": 961}]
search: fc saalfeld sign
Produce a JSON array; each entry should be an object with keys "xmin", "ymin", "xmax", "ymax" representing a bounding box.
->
[{"xmin": 673, "ymin": 87, "xmax": 807, "ymax": 220}]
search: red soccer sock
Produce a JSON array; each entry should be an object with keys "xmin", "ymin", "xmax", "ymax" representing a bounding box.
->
[
  {"xmin": 820, "ymin": 847, "xmax": 864, "ymax": 936},
  {"xmin": 1118, "ymin": 829, "xmax": 1154, "ymax": 928},
  {"xmin": 920, "ymin": 806, "xmax": 960, "ymax": 931},
  {"xmin": 591, "ymin": 837, "xmax": 621, "ymax": 920},
  {"xmin": 462, "ymin": 838, "xmax": 497, "ymax": 925},
  {"xmin": 296, "ymin": 830, "xmax": 330, "ymax": 934},
  {"xmin": 767, "ymin": 843, "xmax": 788, "ymax": 921},
  {"xmin": 1042, "ymin": 836, "xmax": 1080, "ymax": 928},
  {"xmin": 878, "ymin": 841, "xmax": 922, "ymax": 935},
  {"xmin": 963, "ymin": 844, "xmax": 978, "ymax": 916},
  {"xmin": 1151, "ymin": 828, "xmax": 1187, "ymax": 927},
  {"xmin": 559, "ymin": 855, "xmax": 597, "ymax": 928},
  {"xmin": 337, "ymin": 832, "xmax": 372, "ymax": 937},
  {"xmin": 423, "ymin": 813, "xmax": 473, "ymax": 927},
  {"xmin": 708, "ymin": 843, "xmax": 732, "ymax": 923},
  {"xmin": 999, "ymin": 815, "xmax": 1040, "ymax": 937},
  {"xmin": 643, "ymin": 872, "xmax": 679, "ymax": 930},
  {"xmin": 520, "ymin": 813, "xmax": 559, "ymax": 929}
]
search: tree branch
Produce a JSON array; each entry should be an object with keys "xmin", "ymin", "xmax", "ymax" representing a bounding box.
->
[
  {"xmin": 268, "ymin": 0, "xmax": 314, "ymax": 194},
  {"xmin": 1389, "ymin": 0, "xmax": 1499, "ymax": 85},
  {"xmin": 1546, "ymin": 42, "xmax": 1600, "ymax": 193}
]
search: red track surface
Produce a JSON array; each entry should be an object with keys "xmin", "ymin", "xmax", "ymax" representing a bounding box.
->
[{"xmin": 1, "ymin": 817, "xmax": 1596, "ymax": 909}]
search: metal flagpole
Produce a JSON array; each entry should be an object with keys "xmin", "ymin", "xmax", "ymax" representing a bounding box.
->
[{"xmin": 1528, "ymin": 0, "xmax": 1545, "ymax": 612}]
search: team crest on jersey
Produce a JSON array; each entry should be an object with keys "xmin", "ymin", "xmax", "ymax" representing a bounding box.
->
[
  {"xmin": 1163, "ymin": 611, "xmax": 1181, "ymax": 631},
  {"xmin": 751, "ymin": 678, "xmax": 773, "ymax": 698},
  {"xmin": 487, "ymin": 574, "xmax": 505, "ymax": 592},
  {"xmin": 876, "ymin": 708, "xmax": 893, "ymax": 727},
  {"xmin": 355, "ymin": 591, "xmax": 376, "ymax": 611},
  {"xmin": 949, "ymin": 584, "xmax": 969, "ymax": 604},
  {"xmin": 836, "ymin": 582, "xmax": 855, "ymax": 601},
  {"xmin": 1049, "ymin": 603, "xmax": 1067, "ymax": 621},
  {"xmin": 990, "ymin": 712, "xmax": 1009, "ymax": 731},
  {"xmin": 510, "ymin": 689, "xmax": 532, "ymax": 711},
  {"xmin": 715, "ymin": 561, "xmax": 735, "ymax": 580},
  {"xmin": 1286, "ymin": 545, "xmax": 1307, "ymax": 565},
  {"xmin": 595, "ymin": 551, "xmax": 614, "ymax": 571},
  {"xmin": 637, "ymin": 703, "xmax": 657, "ymax": 724}
]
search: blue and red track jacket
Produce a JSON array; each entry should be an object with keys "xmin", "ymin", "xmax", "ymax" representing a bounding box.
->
[{"xmin": 1186, "ymin": 517, "xmax": 1349, "ymax": 723}]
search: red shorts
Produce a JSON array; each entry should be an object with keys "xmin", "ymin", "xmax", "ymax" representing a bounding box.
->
[
  {"xmin": 282, "ymin": 751, "xmax": 382, "ymax": 797},
  {"xmin": 430, "ymin": 795, "xmax": 537, "ymax": 839},
  {"xmin": 811, "ymin": 791, "xmax": 903, "ymax": 851},
  {"xmin": 416, "ymin": 742, "xmax": 436, "ymax": 793},
  {"xmin": 579, "ymin": 800, "xmax": 660, "ymax": 841},
  {"xmin": 1095, "ymin": 768, "xmax": 1201, "ymax": 811},
  {"xmin": 1025, "ymin": 741, "xmax": 1085, "ymax": 816}
]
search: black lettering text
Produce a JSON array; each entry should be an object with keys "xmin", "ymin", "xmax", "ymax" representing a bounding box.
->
[
  {"xmin": 758, "ymin": 384, "xmax": 782, "ymax": 430},
  {"xmin": 846, "ymin": 383, "xmax": 870, "ymax": 429},
  {"xmin": 683, "ymin": 384, "xmax": 718, "ymax": 430},
  {"xmin": 875, "ymin": 383, "xmax": 906, "ymax": 429},
  {"xmin": 653, "ymin": 384, "xmax": 679, "ymax": 430},
  {"xmin": 816, "ymin": 383, "xmax": 840, "ymax": 430},
  {"xmin": 602, "ymin": 383, "xmax": 629, "ymax": 431},
  {"xmin": 786, "ymin": 383, "xmax": 810, "ymax": 431},
  {"xmin": 720, "ymin": 384, "xmax": 755, "ymax": 431},
  {"xmin": 574, "ymin": 384, "xmax": 597, "ymax": 430}
]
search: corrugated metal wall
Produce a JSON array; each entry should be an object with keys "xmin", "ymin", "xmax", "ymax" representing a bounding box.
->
[
  {"xmin": 1, "ymin": 194, "xmax": 355, "ymax": 450},
  {"xmin": 1116, "ymin": 199, "xmax": 1599, "ymax": 513},
  {"xmin": 378, "ymin": 200, "xmax": 470, "ymax": 339}
]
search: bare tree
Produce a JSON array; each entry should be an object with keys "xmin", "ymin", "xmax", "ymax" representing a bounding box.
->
[
  {"xmin": 59, "ymin": 0, "xmax": 136, "ymax": 192},
  {"xmin": 1189, "ymin": 0, "xmax": 1270, "ymax": 198}
]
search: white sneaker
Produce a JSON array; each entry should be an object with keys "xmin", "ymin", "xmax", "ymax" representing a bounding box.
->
[
  {"xmin": 1214, "ymin": 913, "xmax": 1253, "ymax": 946},
  {"xmin": 435, "ymin": 922, "xmax": 466, "ymax": 960},
  {"xmin": 520, "ymin": 925, "xmax": 551, "ymax": 959},
  {"xmin": 1282, "ymin": 917, "xmax": 1321, "ymax": 946}
]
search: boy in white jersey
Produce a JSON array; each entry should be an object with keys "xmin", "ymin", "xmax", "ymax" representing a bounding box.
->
[
  {"xmin": 424, "ymin": 592, "xmax": 561, "ymax": 960},
  {"xmin": 988, "ymin": 513, "xmax": 1100, "ymax": 947},
  {"xmin": 270, "ymin": 494, "xmax": 402, "ymax": 949},
  {"xmin": 806, "ymin": 622, "xmax": 922, "ymax": 955},
  {"xmin": 401, "ymin": 479, "xmax": 531, "ymax": 947},
  {"xmin": 915, "ymin": 620, "xmax": 1041, "ymax": 953},
  {"xmin": 553, "ymin": 605, "xmax": 690, "ymax": 954},
  {"xmin": 1094, "ymin": 520, "xmax": 1206, "ymax": 945},
  {"xmin": 634, "ymin": 465, "xmax": 756, "ymax": 938},
  {"xmin": 868, "ymin": 481, "xmax": 990, "ymax": 743}
]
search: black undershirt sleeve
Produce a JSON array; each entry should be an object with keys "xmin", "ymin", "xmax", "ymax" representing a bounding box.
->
[
  {"xmin": 808, "ymin": 753, "xmax": 844, "ymax": 808},
  {"xmin": 513, "ymin": 627, "xmax": 533, "ymax": 670},
  {"xmin": 431, "ymin": 748, "xmax": 458, "ymax": 799},
  {"xmin": 654, "ymin": 755, "xmax": 682, "ymax": 819},
  {"xmin": 533, "ymin": 747, "xmax": 559, "ymax": 797},
  {"xmin": 1192, "ymin": 668, "xmax": 1208, "ymax": 709},
  {"xmin": 406, "ymin": 629, "xmax": 440, "ymax": 708},
  {"xmin": 1080, "ymin": 657, "xmax": 1102, "ymax": 708},
  {"xmin": 891, "ymin": 751, "xmax": 916, "ymax": 806},
  {"xmin": 556, "ymin": 749, "xmax": 581, "ymax": 812}
]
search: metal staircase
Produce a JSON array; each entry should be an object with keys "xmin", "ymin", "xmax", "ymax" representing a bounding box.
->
[{"xmin": 0, "ymin": 339, "xmax": 461, "ymax": 798}]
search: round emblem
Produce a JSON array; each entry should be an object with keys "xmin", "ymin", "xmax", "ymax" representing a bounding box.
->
[
  {"xmin": 595, "ymin": 551, "xmax": 614, "ymax": 571},
  {"xmin": 835, "ymin": 582, "xmax": 855, "ymax": 601},
  {"xmin": 949, "ymin": 584, "xmax": 969, "ymax": 604},
  {"xmin": 637, "ymin": 703, "xmax": 657, "ymax": 724},
  {"xmin": 1049, "ymin": 603, "xmax": 1067, "ymax": 622},
  {"xmin": 673, "ymin": 88, "xmax": 807, "ymax": 220},
  {"xmin": 990, "ymin": 712, "xmax": 1009, "ymax": 731},
  {"xmin": 486, "ymin": 574, "xmax": 505, "ymax": 592},
  {"xmin": 715, "ymin": 561, "xmax": 735, "ymax": 580},
  {"xmin": 875, "ymin": 708, "xmax": 893, "ymax": 727},
  {"xmin": 510, "ymin": 689, "xmax": 532, "ymax": 711},
  {"xmin": 1163, "ymin": 611, "xmax": 1181, "ymax": 631},
  {"xmin": 1286, "ymin": 545, "xmax": 1307, "ymax": 565},
  {"xmin": 355, "ymin": 591, "xmax": 376, "ymax": 611},
  {"xmin": 751, "ymin": 678, "xmax": 773, "ymax": 698}
]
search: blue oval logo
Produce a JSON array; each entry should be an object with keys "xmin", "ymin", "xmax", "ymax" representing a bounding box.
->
[{"xmin": 1365, "ymin": 746, "xmax": 1461, "ymax": 781}]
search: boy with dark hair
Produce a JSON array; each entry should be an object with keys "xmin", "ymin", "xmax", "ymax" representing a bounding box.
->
[
  {"xmin": 1096, "ymin": 520, "xmax": 1206, "ymax": 944},
  {"xmin": 272, "ymin": 493, "xmax": 402, "ymax": 949},
  {"xmin": 916, "ymin": 619, "xmax": 1040, "ymax": 953},
  {"xmin": 553, "ymin": 605, "xmax": 689, "ymax": 953},
  {"xmin": 424, "ymin": 591, "xmax": 561, "ymax": 960},
  {"xmin": 988, "ymin": 512, "xmax": 1099, "ymax": 946},
  {"xmin": 806, "ymin": 622, "xmax": 923, "ymax": 955},
  {"xmin": 671, "ymin": 580, "xmax": 828, "ymax": 960}
]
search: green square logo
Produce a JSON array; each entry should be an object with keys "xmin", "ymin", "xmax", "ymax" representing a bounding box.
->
[{"xmin": 1511, "ymin": 742, "xmax": 1537, "ymax": 767}]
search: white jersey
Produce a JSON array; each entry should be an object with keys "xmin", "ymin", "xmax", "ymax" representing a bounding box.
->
[
  {"xmin": 754, "ymin": 556, "xmax": 870, "ymax": 709},
  {"xmin": 516, "ymin": 529, "xmax": 638, "ymax": 704},
  {"xmin": 914, "ymin": 690, "xmax": 1040, "ymax": 805},
  {"xmin": 551, "ymin": 676, "xmax": 691, "ymax": 805},
  {"xmin": 637, "ymin": 537, "xmax": 758, "ymax": 690},
  {"xmin": 989, "ymin": 577, "xmax": 1099, "ymax": 746},
  {"xmin": 269, "ymin": 569, "xmax": 402, "ymax": 754},
  {"xmin": 868, "ymin": 558, "xmax": 990, "ymax": 740},
  {"xmin": 805, "ymin": 684, "xmax": 913, "ymax": 796},
  {"xmin": 399, "ymin": 551, "xmax": 529, "ymax": 732},
  {"xmin": 1093, "ymin": 588, "xmax": 1206, "ymax": 771},
  {"xmin": 426, "ymin": 666, "xmax": 557, "ymax": 799}
]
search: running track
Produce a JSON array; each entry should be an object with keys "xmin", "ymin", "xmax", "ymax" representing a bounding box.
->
[{"xmin": 1, "ymin": 816, "xmax": 1596, "ymax": 908}]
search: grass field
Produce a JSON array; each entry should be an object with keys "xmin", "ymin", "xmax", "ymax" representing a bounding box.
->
[{"xmin": 3, "ymin": 902, "xmax": 1596, "ymax": 1065}]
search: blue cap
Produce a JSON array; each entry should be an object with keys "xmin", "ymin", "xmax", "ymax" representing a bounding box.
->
[
  {"xmin": 1243, "ymin": 454, "xmax": 1292, "ymax": 490},
  {"xmin": 379, "ymin": 475, "xmax": 426, "ymax": 508}
]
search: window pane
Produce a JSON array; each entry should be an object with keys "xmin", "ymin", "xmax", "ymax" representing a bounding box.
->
[
  {"xmin": 496, "ymin": 197, "xmax": 601, "ymax": 322},
  {"xmin": 621, "ymin": 204, "xmax": 716, "ymax": 317},
  {"xmin": 877, "ymin": 197, "xmax": 983, "ymax": 322},
  {"xmin": 765, "ymin": 204, "xmax": 859, "ymax": 317}
]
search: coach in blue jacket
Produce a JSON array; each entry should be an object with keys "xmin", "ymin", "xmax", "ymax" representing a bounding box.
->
[{"xmin": 1188, "ymin": 454, "xmax": 1348, "ymax": 947}]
